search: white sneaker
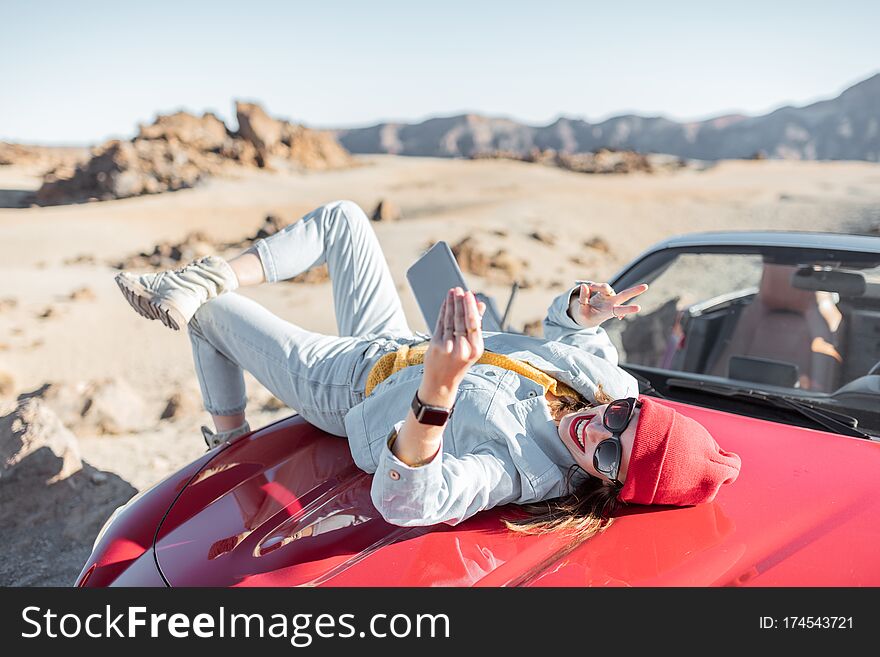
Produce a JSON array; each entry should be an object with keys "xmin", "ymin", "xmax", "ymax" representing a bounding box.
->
[
  {"xmin": 115, "ymin": 255, "xmax": 239, "ymax": 330},
  {"xmin": 202, "ymin": 421, "xmax": 251, "ymax": 449}
]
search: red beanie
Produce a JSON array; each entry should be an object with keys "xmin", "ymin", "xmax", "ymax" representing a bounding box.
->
[{"xmin": 618, "ymin": 398, "xmax": 741, "ymax": 506}]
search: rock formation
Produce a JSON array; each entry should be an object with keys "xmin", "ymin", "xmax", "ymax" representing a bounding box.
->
[
  {"xmin": 19, "ymin": 378, "xmax": 151, "ymax": 436},
  {"xmin": 1, "ymin": 398, "xmax": 82, "ymax": 482},
  {"xmin": 35, "ymin": 136, "xmax": 222, "ymax": 205},
  {"xmin": 35, "ymin": 103, "xmax": 352, "ymax": 205},
  {"xmin": 449, "ymin": 236, "xmax": 528, "ymax": 286},
  {"xmin": 0, "ymin": 142, "xmax": 88, "ymax": 172},
  {"xmin": 235, "ymin": 101, "xmax": 351, "ymax": 170},
  {"xmin": 160, "ymin": 389, "xmax": 202, "ymax": 421},
  {"xmin": 473, "ymin": 147, "xmax": 663, "ymax": 174},
  {"xmin": 137, "ymin": 111, "xmax": 229, "ymax": 151},
  {"xmin": 371, "ymin": 199, "xmax": 402, "ymax": 222},
  {"xmin": 0, "ymin": 399, "xmax": 137, "ymax": 586},
  {"xmin": 0, "ymin": 371, "xmax": 14, "ymax": 398}
]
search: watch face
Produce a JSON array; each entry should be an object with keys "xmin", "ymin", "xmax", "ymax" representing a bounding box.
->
[{"xmin": 418, "ymin": 407, "xmax": 450, "ymax": 426}]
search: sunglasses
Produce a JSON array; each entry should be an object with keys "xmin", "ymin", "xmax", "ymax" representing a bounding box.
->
[{"xmin": 593, "ymin": 397, "xmax": 642, "ymax": 488}]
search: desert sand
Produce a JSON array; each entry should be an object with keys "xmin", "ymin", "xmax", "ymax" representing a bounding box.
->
[{"xmin": 1, "ymin": 154, "xmax": 879, "ymax": 585}]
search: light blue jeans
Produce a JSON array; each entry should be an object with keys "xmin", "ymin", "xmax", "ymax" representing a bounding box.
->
[{"xmin": 187, "ymin": 200, "xmax": 430, "ymax": 435}]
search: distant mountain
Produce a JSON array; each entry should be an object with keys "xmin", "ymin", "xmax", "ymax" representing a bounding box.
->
[{"xmin": 334, "ymin": 74, "xmax": 880, "ymax": 161}]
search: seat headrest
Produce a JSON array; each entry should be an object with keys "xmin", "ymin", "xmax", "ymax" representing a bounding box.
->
[{"xmin": 759, "ymin": 264, "xmax": 816, "ymax": 314}]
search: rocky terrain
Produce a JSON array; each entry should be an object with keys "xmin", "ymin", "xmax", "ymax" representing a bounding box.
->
[
  {"xmin": 0, "ymin": 142, "xmax": 88, "ymax": 171},
  {"xmin": 335, "ymin": 73, "xmax": 880, "ymax": 162},
  {"xmin": 0, "ymin": 398, "xmax": 137, "ymax": 586},
  {"xmin": 472, "ymin": 148, "xmax": 687, "ymax": 175},
  {"xmin": 4, "ymin": 102, "xmax": 352, "ymax": 206}
]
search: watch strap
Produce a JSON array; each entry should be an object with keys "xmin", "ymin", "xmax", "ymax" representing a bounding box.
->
[{"xmin": 411, "ymin": 390, "xmax": 453, "ymax": 425}]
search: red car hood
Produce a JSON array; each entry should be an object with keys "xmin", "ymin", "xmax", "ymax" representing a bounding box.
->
[{"xmin": 154, "ymin": 399, "xmax": 880, "ymax": 586}]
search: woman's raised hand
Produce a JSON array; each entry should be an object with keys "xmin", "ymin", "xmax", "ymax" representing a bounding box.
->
[
  {"xmin": 423, "ymin": 288, "xmax": 486, "ymax": 393},
  {"xmin": 571, "ymin": 281, "xmax": 649, "ymax": 328}
]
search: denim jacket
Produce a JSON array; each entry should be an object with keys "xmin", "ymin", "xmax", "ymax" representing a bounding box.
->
[{"xmin": 343, "ymin": 284, "xmax": 639, "ymax": 526}]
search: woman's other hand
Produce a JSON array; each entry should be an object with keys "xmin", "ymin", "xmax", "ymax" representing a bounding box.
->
[
  {"xmin": 422, "ymin": 287, "xmax": 485, "ymax": 401},
  {"xmin": 570, "ymin": 282, "xmax": 649, "ymax": 328}
]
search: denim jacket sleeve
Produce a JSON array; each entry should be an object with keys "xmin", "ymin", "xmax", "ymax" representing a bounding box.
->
[
  {"xmin": 542, "ymin": 284, "xmax": 620, "ymax": 366},
  {"xmin": 371, "ymin": 421, "xmax": 525, "ymax": 527}
]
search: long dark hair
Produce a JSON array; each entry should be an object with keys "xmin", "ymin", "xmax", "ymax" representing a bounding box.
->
[{"xmin": 504, "ymin": 384, "xmax": 623, "ymax": 542}]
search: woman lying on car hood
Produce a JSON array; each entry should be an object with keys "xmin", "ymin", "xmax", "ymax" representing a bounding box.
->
[{"xmin": 115, "ymin": 200, "xmax": 741, "ymax": 543}]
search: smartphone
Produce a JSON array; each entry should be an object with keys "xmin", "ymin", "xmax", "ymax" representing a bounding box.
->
[{"xmin": 406, "ymin": 241, "xmax": 506, "ymax": 333}]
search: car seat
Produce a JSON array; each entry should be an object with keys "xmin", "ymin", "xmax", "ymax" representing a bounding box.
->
[{"xmin": 707, "ymin": 264, "xmax": 842, "ymax": 391}]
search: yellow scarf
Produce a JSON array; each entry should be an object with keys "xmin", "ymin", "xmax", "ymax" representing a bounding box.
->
[{"xmin": 365, "ymin": 342, "xmax": 582, "ymax": 400}]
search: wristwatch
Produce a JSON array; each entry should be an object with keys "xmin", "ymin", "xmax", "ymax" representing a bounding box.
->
[{"xmin": 411, "ymin": 390, "xmax": 454, "ymax": 426}]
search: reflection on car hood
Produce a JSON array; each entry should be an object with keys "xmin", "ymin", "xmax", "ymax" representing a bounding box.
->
[{"xmin": 154, "ymin": 401, "xmax": 880, "ymax": 586}]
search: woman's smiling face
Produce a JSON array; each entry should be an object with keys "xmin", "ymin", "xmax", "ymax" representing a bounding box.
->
[{"xmin": 557, "ymin": 404, "xmax": 640, "ymax": 485}]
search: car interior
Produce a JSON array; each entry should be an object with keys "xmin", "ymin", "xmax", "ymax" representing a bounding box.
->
[
  {"xmin": 675, "ymin": 263, "xmax": 844, "ymax": 391},
  {"xmin": 601, "ymin": 246, "xmax": 880, "ymax": 422},
  {"xmin": 667, "ymin": 261, "xmax": 880, "ymax": 393}
]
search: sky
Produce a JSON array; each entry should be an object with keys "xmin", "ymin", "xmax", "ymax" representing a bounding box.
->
[{"xmin": 1, "ymin": 0, "xmax": 879, "ymax": 144}]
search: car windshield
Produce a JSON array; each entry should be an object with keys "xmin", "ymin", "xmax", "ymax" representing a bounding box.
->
[{"xmin": 605, "ymin": 245, "xmax": 880, "ymax": 436}]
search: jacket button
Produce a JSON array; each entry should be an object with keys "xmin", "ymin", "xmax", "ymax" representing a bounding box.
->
[
  {"xmin": 527, "ymin": 390, "xmax": 538, "ymax": 398},
  {"xmin": 389, "ymin": 470, "xmax": 400, "ymax": 480},
  {"xmin": 485, "ymin": 370, "xmax": 495, "ymax": 376}
]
